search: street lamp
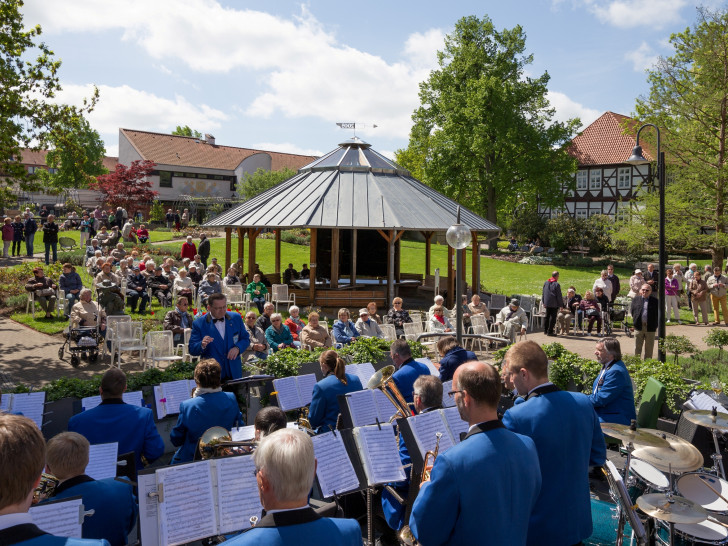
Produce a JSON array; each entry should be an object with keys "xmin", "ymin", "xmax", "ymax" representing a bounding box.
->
[
  {"xmin": 446, "ymin": 206, "xmax": 471, "ymax": 345},
  {"xmin": 626, "ymin": 124, "xmax": 666, "ymax": 363}
]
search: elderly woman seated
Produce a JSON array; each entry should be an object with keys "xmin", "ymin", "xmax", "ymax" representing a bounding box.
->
[
  {"xmin": 198, "ymin": 272, "xmax": 222, "ymax": 306},
  {"xmin": 429, "ymin": 305, "xmax": 453, "ymax": 333},
  {"xmin": 333, "ymin": 308, "xmax": 360, "ymax": 345},
  {"xmin": 265, "ymin": 313, "xmax": 298, "ymax": 352},
  {"xmin": 300, "ymin": 312, "xmax": 332, "ymax": 349},
  {"xmin": 70, "ymin": 288, "xmax": 107, "ymax": 338},
  {"xmin": 386, "ymin": 297, "xmax": 413, "ymax": 338},
  {"xmin": 173, "ymin": 268, "xmax": 194, "ymax": 305}
]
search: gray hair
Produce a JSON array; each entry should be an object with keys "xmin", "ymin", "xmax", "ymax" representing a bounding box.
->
[
  {"xmin": 413, "ymin": 375, "xmax": 443, "ymax": 409},
  {"xmin": 94, "ymin": 250, "xmax": 102, "ymax": 257},
  {"xmin": 79, "ymin": 288, "xmax": 92, "ymax": 298},
  {"xmin": 270, "ymin": 313, "xmax": 283, "ymax": 323},
  {"xmin": 145, "ymin": 260, "xmax": 155, "ymax": 268},
  {"xmin": 434, "ymin": 295, "xmax": 444, "ymax": 303},
  {"xmin": 598, "ymin": 337, "xmax": 622, "ymax": 361},
  {"xmin": 254, "ymin": 428, "xmax": 315, "ymax": 502},
  {"xmin": 288, "ymin": 305, "xmax": 299, "ymax": 314}
]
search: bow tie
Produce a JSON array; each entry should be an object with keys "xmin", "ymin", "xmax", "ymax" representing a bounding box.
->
[{"xmin": 213, "ymin": 317, "xmax": 225, "ymax": 323}]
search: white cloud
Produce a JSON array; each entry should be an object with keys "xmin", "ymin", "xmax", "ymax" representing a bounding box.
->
[
  {"xmin": 625, "ymin": 41, "xmax": 659, "ymax": 72},
  {"xmin": 403, "ymin": 29, "xmax": 445, "ymax": 71},
  {"xmin": 105, "ymin": 144, "xmax": 119, "ymax": 157},
  {"xmin": 567, "ymin": 0, "xmax": 688, "ymax": 28},
  {"xmin": 547, "ymin": 91, "xmax": 601, "ymax": 129},
  {"xmin": 251, "ymin": 142, "xmax": 324, "ymax": 157}
]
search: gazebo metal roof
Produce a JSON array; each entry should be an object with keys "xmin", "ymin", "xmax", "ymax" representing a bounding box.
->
[{"xmin": 205, "ymin": 137, "xmax": 500, "ymax": 234}]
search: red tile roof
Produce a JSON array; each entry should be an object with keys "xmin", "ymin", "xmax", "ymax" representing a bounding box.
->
[
  {"xmin": 19, "ymin": 148, "xmax": 118, "ymax": 171},
  {"xmin": 568, "ymin": 111, "xmax": 655, "ymax": 166},
  {"xmin": 120, "ymin": 129, "xmax": 317, "ymax": 172}
]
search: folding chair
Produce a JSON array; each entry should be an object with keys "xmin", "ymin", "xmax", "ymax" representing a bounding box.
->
[
  {"xmin": 175, "ymin": 328, "xmax": 199, "ymax": 363},
  {"xmin": 26, "ymin": 291, "xmax": 36, "ymax": 318},
  {"xmin": 112, "ymin": 321, "xmax": 146, "ymax": 369},
  {"xmin": 146, "ymin": 330, "xmax": 183, "ymax": 370},
  {"xmin": 409, "ymin": 312, "xmax": 424, "ymax": 326},
  {"xmin": 489, "ymin": 294, "xmax": 507, "ymax": 316},
  {"xmin": 271, "ymin": 284, "xmax": 295, "ymax": 313},
  {"xmin": 225, "ymin": 285, "xmax": 246, "ymax": 310},
  {"xmin": 56, "ymin": 288, "xmax": 66, "ymax": 318},
  {"xmin": 380, "ymin": 323, "xmax": 397, "ymax": 342},
  {"xmin": 104, "ymin": 315, "xmax": 132, "ymax": 358}
]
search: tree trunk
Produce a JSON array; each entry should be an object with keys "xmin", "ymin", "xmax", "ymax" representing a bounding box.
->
[{"xmin": 486, "ymin": 182, "xmax": 498, "ymax": 250}]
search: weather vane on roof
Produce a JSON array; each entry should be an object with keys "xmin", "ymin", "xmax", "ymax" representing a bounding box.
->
[{"xmin": 336, "ymin": 122, "xmax": 377, "ymax": 137}]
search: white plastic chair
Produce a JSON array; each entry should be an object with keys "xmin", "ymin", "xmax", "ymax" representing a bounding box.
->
[
  {"xmin": 380, "ymin": 323, "xmax": 397, "ymax": 342},
  {"xmin": 56, "ymin": 289, "xmax": 67, "ymax": 318},
  {"xmin": 146, "ymin": 330, "xmax": 183, "ymax": 370},
  {"xmin": 175, "ymin": 327, "xmax": 199, "ymax": 363},
  {"xmin": 225, "ymin": 285, "xmax": 246, "ymax": 310},
  {"xmin": 113, "ymin": 321, "xmax": 146, "ymax": 368},
  {"xmin": 104, "ymin": 315, "xmax": 133, "ymax": 358},
  {"xmin": 26, "ymin": 291, "xmax": 36, "ymax": 318},
  {"xmin": 409, "ymin": 311, "xmax": 423, "ymax": 325},
  {"xmin": 271, "ymin": 284, "xmax": 295, "ymax": 313},
  {"xmin": 489, "ymin": 294, "xmax": 507, "ymax": 316}
]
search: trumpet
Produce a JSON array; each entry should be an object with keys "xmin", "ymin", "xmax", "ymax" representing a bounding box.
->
[
  {"xmin": 197, "ymin": 426, "xmax": 258, "ymax": 460},
  {"xmin": 297, "ymin": 406, "xmax": 315, "ymax": 435},
  {"xmin": 367, "ymin": 365, "xmax": 413, "ymax": 422},
  {"xmin": 33, "ymin": 472, "xmax": 59, "ymax": 504}
]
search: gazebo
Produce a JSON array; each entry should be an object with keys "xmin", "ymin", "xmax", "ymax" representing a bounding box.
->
[{"xmin": 204, "ymin": 137, "xmax": 500, "ymax": 308}]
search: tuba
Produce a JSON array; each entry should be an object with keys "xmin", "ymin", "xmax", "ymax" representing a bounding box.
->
[
  {"xmin": 297, "ymin": 407, "xmax": 316, "ymax": 436},
  {"xmin": 197, "ymin": 426, "xmax": 257, "ymax": 460},
  {"xmin": 367, "ymin": 365, "xmax": 414, "ymax": 422}
]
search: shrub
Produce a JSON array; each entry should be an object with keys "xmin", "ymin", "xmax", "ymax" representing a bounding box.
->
[
  {"xmin": 705, "ymin": 328, "xmax": 728, "ymax": 358},
  {"xmin": 659, "ymin": 335, "xmax": 698, "ymax": 365}
]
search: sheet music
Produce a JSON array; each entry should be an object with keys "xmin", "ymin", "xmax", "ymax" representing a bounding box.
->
[
  {"xmin": 441, "ymin": 380, "xmax": 455, "ymax": 408},
  {"xmin": 415, "ymin": 357, "xmax": 439, "ymax": 376},
  {"xmin": 215, "ymin": 455, "xmax": 262, "ymax": 534},
  {"xmin": 442, "ymin": 407, "xmax": 468, "ymax": 444},
  {"xmin": 411, "ymin": 411, "xmax": 454, "ymax": 458},
  {"xmin": 347, "ymin": 390, "xmax": 380, "ymax": 427},
  {"xmin": 153, "ymin": 386, "xmax": 165, "ymax": 419},
  {"xmin": 297, "ymin": 374, "xmax": 317, "ymax": 407},
  {"xmin": 9, "ymin": 392, "xmax": 46, "ymax": 428},
  {"xmin": 84, "ymin": 442, "xmax": 118, "ymax": 480},
  {"xmin": 0, "ymin": 395, "xmax": 10, "ymax": 412},
  {"xmin": 355, "ymin": 424, "xmax": 406, "ymax": 485},
  {"xmin": 157, "ymin": 461, "xmax": 218, "ymax": 546},
  {"xmin": 138, "ymin": 472, "xmax": 160, "ymax": 546},
  {"xmin": 161, "ymin": 380, "xmax": 193, "ymax": 416},
  {"xmin": 231, "ymin": 425, "xmax": 256, "ymax": 441},
  {"xmin": 82, "ymin": 391, "xmax": 144, "ymax": 412},
  {"xmin": 30, "ymin": 497, "xmax": 83, "ymax": 538},
  {"xmin": 273, "ymin": 376, "xmax": 302, "ymax": 411},
  {"xmin": 312, "ymin": 431, "xmax": 360, "ymax": 498},
  {"xmin": 373, "ymin": 389, "xmax": 399, "ymax": 423},
  {"xmin": 691, "ymin": 392, "xmax": 728, "ymax": 413},
  {"xmin": 346, "ymin": 363, "xmax": 376, "ymax": 387}
]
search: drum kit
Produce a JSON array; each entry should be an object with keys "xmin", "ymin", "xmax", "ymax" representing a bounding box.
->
[{"xmin": 602, "ymin": 409, "xmax": 728, "ymax": 546}]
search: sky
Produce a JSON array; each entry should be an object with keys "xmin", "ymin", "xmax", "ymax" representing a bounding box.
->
[{"xmin": 20, "ymin": 0, "xmax": 723, "ymax": 161}]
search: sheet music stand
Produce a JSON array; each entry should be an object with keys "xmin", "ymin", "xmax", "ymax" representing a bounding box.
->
[
  {"xmin": 396, "ymin": 417, "xmax": 425, "ymax": 528},
  {"xmin": 116, "ymin": 451, "xmax": 136, "ymax": 483},
  {"xmin": 339, "ymin": 428, "xmax": 376, "ymax": 546},
  {"xmin": 223, "ymin": 375, "xmax": 274, "ymax": 423}
]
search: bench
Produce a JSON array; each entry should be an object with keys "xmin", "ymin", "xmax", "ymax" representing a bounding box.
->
[
  {"xmin": 59, "ymin": 237, "xmax": 77, "ymax": 251},
  {"xmin": 566, "ymin": 246, "xmax": 590, "ymax": 256}
]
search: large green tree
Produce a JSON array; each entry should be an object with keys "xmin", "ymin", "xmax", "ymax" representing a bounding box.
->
[
  {"xmin": 237, "ymin": 167, "xmax": 297, "ymax": 200},
  {"xmin": 0, "ymin": 0, "xmax": 98, "ymax": 205},
  {"xmin": 36, "ymin": 116, "xmax": 107, "ymax": 190},
  {"xmin": 633, "ymin": 7, "xmax": 728, "ymax": 268},
  {"xmin": 396, "ymin": 15, "xmax": 579, "ymax": 242},
  {"xmin": 172, "ymin": 125, "xmax": 203, "ymax": 138}
]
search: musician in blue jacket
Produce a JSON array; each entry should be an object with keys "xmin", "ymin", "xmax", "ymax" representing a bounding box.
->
[
  {"xmin": 44, "ymin": 432, "xmax": 137, "ymax": 546},
  {"xmin": 590, "ymin": 337, "xmax": 636, "ymax": 425},
  {"xmin": 225, "ymin": 428, "xmax": 362, "ymax": 545},
  {"xmin": 0, "ymin": 414, "xmax": 109, "ymax": 546},
  {"xmin": 68, "ymin": 369, "xmax": 164, "ymax": 471},
  {"xmin": 410, "ymin": 361, "xmax": 541, "ymax": 546},
  {"xmin": 189, "ymin": 292, "xmax": 250, "ymax": 381},
  {"xmin": 502, "ymin": 341, "xmax": 606, "ymax": 546},
  {"xmin": 390, "ymin": 339, "xmax": 430, "ymax": 405},
  {"xmin": 170, "ymin": 359, "xmax": 244, "ymax": 464},
  {"xmin": 436, "ymin": 336, "xmax": 476, "ymax": 383},
  {"xmin": 308, "ymin": 350, "xmax": 363, "ymax": 434}
]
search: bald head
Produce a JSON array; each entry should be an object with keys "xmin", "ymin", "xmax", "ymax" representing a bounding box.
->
[{"xmin": 453, "ymin": 361, "xmax": 501, "ymax": 409}]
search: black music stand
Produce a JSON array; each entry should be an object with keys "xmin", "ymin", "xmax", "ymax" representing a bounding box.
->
[{"xmin": 223, "ymin": 375, "xmax": 274, "ymax": 423}]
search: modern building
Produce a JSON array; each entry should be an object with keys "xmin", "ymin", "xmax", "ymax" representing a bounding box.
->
[{"xmin": 539, "ymin": 111, "xmax": 654, "ymax": 220}]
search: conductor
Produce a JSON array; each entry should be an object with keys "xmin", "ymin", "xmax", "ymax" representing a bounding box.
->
[{"xmin": 225, "ymin": 428, "xmax": 362, "ymax": 545}]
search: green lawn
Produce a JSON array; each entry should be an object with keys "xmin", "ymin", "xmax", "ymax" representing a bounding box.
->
[{"xmin": 34, "ymin": 229, "xmax": 174, "ymax": 247}]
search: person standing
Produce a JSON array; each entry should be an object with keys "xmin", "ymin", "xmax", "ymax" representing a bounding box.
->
[
  {"xmin": 607, "ymin": 264, "xmax": 620, "ymax": 304},
  {"xmin": 11, "ymin": 215, "xmax": 24, "ymax": 257},
  {"xmin": 23, "ymin": 211, "xmax": 37, "ymax": 257},
  {"xmin": 689, "ymin": 270, "xmax": 710, "ymax": 325},
  {"xmin": 197, "ymin": 232, "xmax": 210, "ymax": 269},
  {"xmin": 409, "ymin": 362, "xmax": 541, "ymax": 546},
  {"xmin": 2, "ymin": 217, "xmax": 13, "ymax": 258},
  {"xmin": 181, "ymin": 236, "xmax": 197, "ymax": 261},
  {"xmin": 591, "ymin": 337, "xmax": 636, "ymax": 425},
  {"xmin": 630, "ymin": 284, "xmax": 659, "ymax": 359},
  {"xmin": 189, "ymin": 292, "xmax": 250, "ymax": 381},
  {"xmin": 685, "ymin": 263, "xmax": 698, "ymax": 310},
  {"xmin": 708, "ymin": 267, "xmax": 728, "ymax": 326},
  {"xmin": 502, "ymin": 341, "xmax": 606, "ymax": 546},
  {"xmin": 541, "ymin": 271, "xmax": 563, "ymax": 337},
  {"xmin": 644, "ymin": 263, "xmax": 659, "ymax": 298},
  {"xmin": 42, "ymin": 214, "xmax": 59, "ymax": 265},
  {"xmin": 664, "ymin": 268, "xmax": 681, "ymax": 324},
  {"xmin": 79, "ymin": 214, "xmax": 93, "ymax": 248}
]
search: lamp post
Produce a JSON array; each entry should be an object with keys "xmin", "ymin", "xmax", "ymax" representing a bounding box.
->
[
  {"xmin": 446, "ymin": 206, "xmax": 471, "ymax": 345},
  {"xmin": 626, "ymin": 124, "xmax": 666, "ymax": 363}
]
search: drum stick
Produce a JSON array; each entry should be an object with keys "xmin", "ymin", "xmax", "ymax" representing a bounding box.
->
[
  {"xmin": 707, "ymin": 516, "xmax": 728, "ymax": 529},
  {"xmin": 698, "ymin": 475, "xmax": 728, "ymax": 507}
]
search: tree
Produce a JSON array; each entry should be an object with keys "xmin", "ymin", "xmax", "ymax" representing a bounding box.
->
[
  {"xmin": 91, "ymin": 160, "xmax": 158, "ymax": 214},
  {"xmin": 634, "ymin": 7, "xmax": 728, "ymax": 269},
  {"xmin": 0, "ymin": 0, "xmax": 98, "ymax": 205},
  {"xmin": 237, "ymin": 167, "xmax": 297, "ymax": 200},
  {"xmin": 36, "ymin": 116, "xmax": 107, "ymax": 190},
  {"xmin": 172, "ymin": 125, "xmax": 203, "ymax": 138},
  {"xmin": 396, "ymin": 15, "xmax": 579, "ymax": 246}
]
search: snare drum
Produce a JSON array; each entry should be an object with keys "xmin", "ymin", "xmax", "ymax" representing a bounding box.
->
[
  {"xmin": 677, "ymin": 473, "xmax": 728, "ymax": 513},
  {"xmin": 630, "ymin": 459, "xmax": 670, "ymax": 491},
  {"xmin": 658, "ymin": 519, "xmax": 728, "ymax": 545}
]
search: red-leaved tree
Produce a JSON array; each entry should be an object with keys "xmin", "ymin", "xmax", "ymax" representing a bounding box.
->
[{"xmin": 92, "ymin": 160, "xmax": 158, "ymax": 212}]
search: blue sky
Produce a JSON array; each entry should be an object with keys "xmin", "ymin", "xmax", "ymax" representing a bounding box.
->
[{"xmin": 21, "ymin": 0, "xmax": 719, "ymax": 160}]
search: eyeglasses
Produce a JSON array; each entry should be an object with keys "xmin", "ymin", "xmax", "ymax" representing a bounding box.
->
[
  {"xmin": 272, "ymin": 319, "xmax": 281, "ymax": 323},
  {"xmin": 447, "ymin": 390, "xmax": 464, "ymax": 398}
]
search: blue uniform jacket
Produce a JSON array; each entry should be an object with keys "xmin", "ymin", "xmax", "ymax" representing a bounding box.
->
[
  {"xmin": 392, "ymin": 358, "xmax": 431, "ymax": 405},
  {"xmin": 0, "ymin": 520, "xmax": 108, "ymax": 545},
  {"xmin": 410, "ymin": 424, "xmax": 541, "ymax": 546},
  {"xmin": 45, "ymin": 475, "xmax": 136, "ymax": 546},
  {"xmin": 265, "ymin": 325, "xmax": 293, "ymax": 352},
  {"xmin": 332, "ymin": 320, "xmax": 360, "ymax": 345},
  {"xmin": 308, "ymin": 373, "xmax": 363, "ymax": 433},
  {"xmin": 502, "ymin": 389, "xmax": 607, "ymax": 545},
  {"xmin": 189, "ymin": 312, "xmax": 250, "ymax": 381},
  {"xmin": 68, "ymin": 399, "xmax": 164, "ymax": 471},
  {"xmin": 589, "ymin": 360, "xmax": 636, "ymax": 425},
  {"xmin": 438, "ymin": 347, "xmax": 476, "ymax": 382},
  {"xmin": 170, "ymin": 391, "xmax": 243, "ymax": 464}
]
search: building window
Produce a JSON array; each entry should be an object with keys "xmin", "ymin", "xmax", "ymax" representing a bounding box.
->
[
  {"xmin": 615, "ymin": 204, "xmax": 629, "ymax": 221},
  {"xmin": 27, "ymin": 166, "xmax": 36, "ymax": 174},
  {"xmin": 159, "ymin": 171, "xmax": 172, "ymax": 188},
  {"xmin": 48, "ymin": 168, "xmax": 57, "ymax": 174},
  {"xmin": 197, "ymin": 174, "xmax": 208, "ymax": 179},
  {"xmin": 589, "ymin": 209, "xmax": 601, "ymax": 217},
  {"xmin": 618, "ymin": 167, "xmax": 631, "ymax": 189},
  {"xmin": 173, "ymin": 172, "xmax": 184, "ymax": 178},
  {"xmin": 575, "ymin": 209, "xmax": 588, "ymax": 219},
  {"xmin": 230, "ymin": 178, "xmax": 237, "ymax": 192},
  {"xmin": 576, "ymin": 170, "xmax": 588, "ymax": 190},
  {"xmin": 589, "ymin": 170, "xmax": 602, "ymax": 190}
]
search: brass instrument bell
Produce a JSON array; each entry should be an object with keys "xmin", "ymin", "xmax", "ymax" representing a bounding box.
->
[
  {"xmin": 197, "ymin": 426, "xmax": 257, "ymax": 460},
  {"xmin": 367, "ymin": 365, "xmax": 413, "ymax": 421}
]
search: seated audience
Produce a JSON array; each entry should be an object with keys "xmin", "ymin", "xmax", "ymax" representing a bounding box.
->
[
  {"xmin": 246, "ymin": 273, "xmax": 268, "ymax": 313},
  {"xmin": 579, "ymin": 290, "xmax": 602, "ymax": 336},
  {"xmin": 355, "ymin": 307, "xmax": 384, "ymax": 338},
  {"xmin": 164, "ymin": 298, "xmax": 194, "ymax": 345},
  {"xmin": 136, "ymin": 224, "xmax": 149, "ymax": 244},
  {"xmin": 44, "ymin": 432, "xmax": 136, "ymax": 545},
  {"xmin": 300, "ymin": 263, "xmax": 310, "ymax": 279},
  {"xmin": 284, "ymin": 305, "xmax": 306, "ymax": 342},
  {"xmin": 283, "ymin": 263, "xmax": 299, "ymax": 285},
  {"xmin": 222, "ymin": 267, "xmax": 241, "ymax": 289},
  {"xmin": 557, "ymin": 287, "xmax": 576, "ymax": 335},
  {"xmin": 256, "ymin": 302, "xmax": 275, "ymax": 332},
  {"xmin": 436, "ymin": 336, "xmax": 475, "ymax": 382},
  {"xmin": 266, "ymin": 313, "xmax": 296, "ymax": 352},
  {"xmin": 242, "ymin": 311, "xmax": 269, "ymax": 361},
  {"xmin": 188, "ymin": 263, "xmax": 202, "ymax": 288},
  {"xmin": 173, "ymin": 268, "xmax": 194, "ymax": 304},
  {"xmin": 25, "ymin": 266, "xmax": 58, "ymax": 318},
  {"xmin": 59, "ymin": 263, "xmax": 83, "ymax": 316},
  {"xmin": 333, "ymin": 308, "xmax": 360, "ymax": 345},
  {"xmin": 428, "ymin": 295, "xmax": 451, "ymax": 317},
  {"xmin": 117, "ymin": 259, "xmax": 130, "ymax": 279},
  {"xmin": 300, "ymin": 312, "xmax": 332, "ymax": 349},
  {"xmin": 69, "ymin": 369, "xmax": 164, "ymax": 470},
  {"xmin": 170, "ymin": 359, "xmax": 244, "ymax": 464},
  {"xmin": 209, "ymin": 257, "xmax": 222, "ymax": 276},
  {"xmin": 95, "ymin": 262, "xmax": 119, "ymax": 287},
  {"xmin": 110, "ymin": 243, "xmax": 126, "ymax": 263},
  {"xmin": 125, "ymin": 266, "xmax": 150, "ymax": 314},
  {"xmin": 86, "ymin": 239, "xmax": 101, "ymax": 259},
  {"xmin": 148, "ymin": 265, "xmax": 173, "ymax": 307},
  {"xmin": 386, "ymin": 297, "xmax": 412, "ymax": 337},
  {"xmin": 495, "ymin": 299, "xmax": 528, "ymax": 343},
  {"xmin": 198, "ymin": 272, "xmax": 221, "ymax": 306},
  {"xmin": 367, "ymin": 301, "xmax": 382, "ymax": 324},
  {"xmin": 567, "ymin": 286, "xmax": 583, "ymax": 331},
  {"xmin": 70, "ymin": 289, "xmax": 107, "ymax": 338},
  {"xmin": 309, "ymin": 350, "xmax": 364, "ymax": 433},
  {"xmin": 429, "ymin": 305, "xmax": 453, "ymax": 333},
  {"xmin": 467, "ymin": 294, "xmax": 490, "ymax": 319}
]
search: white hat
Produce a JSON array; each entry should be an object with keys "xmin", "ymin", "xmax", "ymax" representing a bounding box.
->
[
  {"xmin": 635, "ymin": 269, "xmax": 642, "ymax": 274},
  {"xmin": 359, "ymin": 308, "xmax": 369, "ymax": 316}
]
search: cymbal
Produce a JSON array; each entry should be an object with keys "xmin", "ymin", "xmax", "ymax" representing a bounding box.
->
[
  {"xmin": 600, "ymin": 422, "xmax": 670, "ymax": 448},
  {"xmin": 631, "ymin": 429, "xmax": 704, "ymax": 473},
  {"xmin": 637, "ymin": 493, "xmax": 707, "ymax": 524},
  {"xmin": 683, "ymin": 409, "xmax": 728, "ymax": 431}
]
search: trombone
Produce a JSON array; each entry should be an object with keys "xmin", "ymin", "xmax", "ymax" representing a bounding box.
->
[
  {"xmin": 196, "ymin": 426, "xmax": 258, "ymax": 460},
  {"xmin": 367, "ymin": 365, "xmax": 414, "ymax": 422}
]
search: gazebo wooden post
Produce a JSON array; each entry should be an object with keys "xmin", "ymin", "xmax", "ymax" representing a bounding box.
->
[
  {"xmin": 395, "ymin": 237, "xmax": 401, "ymax": 282},
  {"xmin": 275, "ymin": 229, "xmax": 281, "ymax": 284},
  {"xmin": 389, "ymin": 230, "xmax": 396, "ymax": 304},
  {"xmin": 471, "ymin": 231, "xmax": 479, "ymax": 296},
  {"xmin": 237, "ymin": 227, "xmax": 244, "ymax": 280},
  {"xmin": 351, "ymin": 229, "xmax": 357, "ymax": 286},
  {"xmin": 447, "ymin": 243, "xmax": 455, "ymax": 308},
  {"xmin": 224, "ymin": 227, "xmax": 232, "ymax": 273},
  {"xmin": 330, "ymin": 229, "xmax": 340, "ymax": 289},
  {"xmin": 247, "ymin": 228, "xmax": 259, "ymax": 282},
  {"xmin": 309, "ymin": 228, "xmax": 317, "ymax": 304}
]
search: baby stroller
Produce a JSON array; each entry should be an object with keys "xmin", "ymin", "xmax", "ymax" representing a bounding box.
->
[{"xmin": 58, "ymin": 325, "xmax": 103, "ymax": 367}]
